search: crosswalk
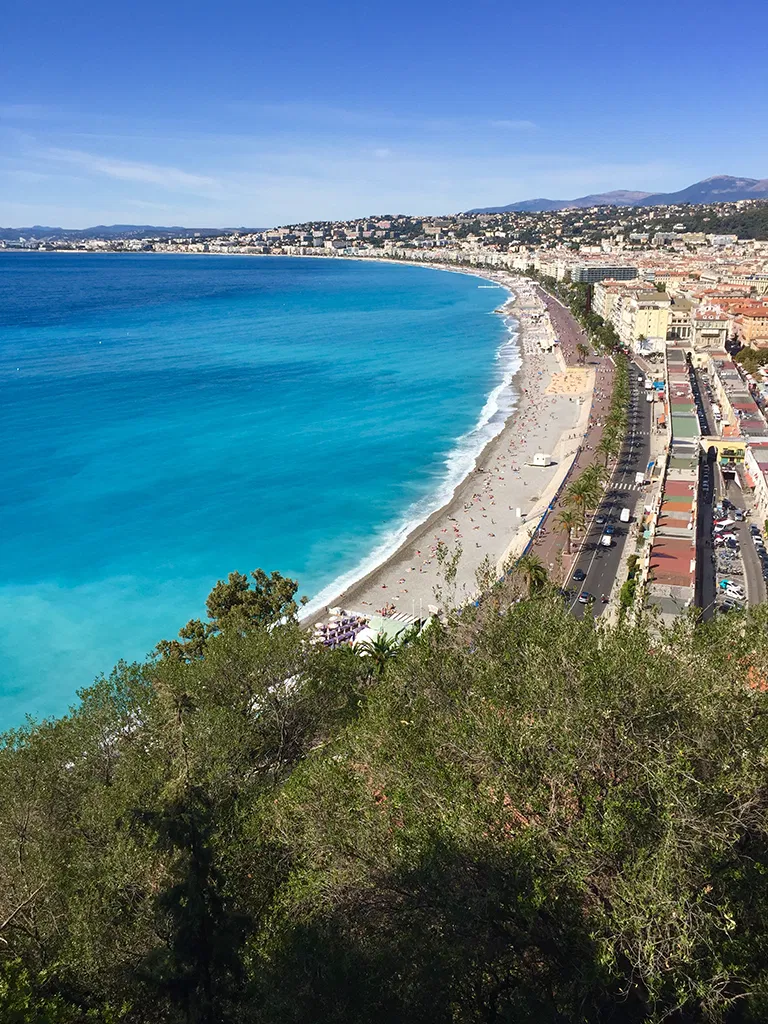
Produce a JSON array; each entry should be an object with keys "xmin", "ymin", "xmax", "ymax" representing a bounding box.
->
[{"xmin": 613, "ymin": 480, "xmax": 644, "ymax": 491}]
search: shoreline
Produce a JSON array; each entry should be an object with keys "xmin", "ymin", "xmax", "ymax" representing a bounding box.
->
[
  {"xmin": 302, "ymin": 266, "xmax": 590, "ymax": 625},
  {"xmin": 300, "ymin": 271, "xmax": 522, "ymax": 622},
  {"xmin": 25, "ymin": 250, "xmax": 587, "ymax": 625}
]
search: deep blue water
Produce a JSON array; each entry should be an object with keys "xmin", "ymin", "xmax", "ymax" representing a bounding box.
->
[{"xmin": 0, "ymin": 253, "xmax": 516, "ymax": 724}]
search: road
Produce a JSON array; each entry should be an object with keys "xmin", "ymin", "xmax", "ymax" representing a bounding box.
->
[
  {"xmin": 721, "ymin": 474, "xmax": 765, "ymax": 607},
  {"xmin": 531, "ymin": 289, "xmax": 616, "ymax": 575},
  {"xmin": 691, "ymin": 365, "xmax": 716, "ymax": 617},
  {"xmin": 567, "ymin": 367, "xmax": 653, "ymax": 618},
  {"xmin": 692, "ymin": 364, "xmax": 765, "ymax": 612}
]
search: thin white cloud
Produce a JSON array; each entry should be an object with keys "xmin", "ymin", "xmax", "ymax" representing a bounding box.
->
[
  {"xmin": 490, "ymin": 119, "xmax": 537, "ymax": 131},
  {"xmin": 43, "ymin": 148, "xmax": 221, "ymax": 194}
]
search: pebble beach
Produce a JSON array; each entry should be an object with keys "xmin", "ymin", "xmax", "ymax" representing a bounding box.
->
[{"xmin": 307, "ymin": 271, "xmax": 595, "ymax": 623}]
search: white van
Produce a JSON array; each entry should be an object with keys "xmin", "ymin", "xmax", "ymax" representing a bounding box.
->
[
  {"xmin": 620, "ymin": 507, "xmax": 631, "ymax": 523},
  {"xmin": 600, "ymin": 534, "xmax": 612, "ymax": 547}
]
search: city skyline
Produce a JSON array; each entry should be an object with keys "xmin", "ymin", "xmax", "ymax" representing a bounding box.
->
[{"xmin": 3, "ymin": 0, "xmax": 768, "ymax": 227}]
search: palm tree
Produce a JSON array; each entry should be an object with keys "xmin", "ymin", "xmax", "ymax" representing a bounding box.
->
[
  {"xmin": 576, "ymin": 342, "xmax": 589, "ymax": 365},
  {"xmin": 586, "ymin": 461, "xmax": 608, "ymax": 487},
  {"xmin": 356, "ymin": 632, "xmax": 401, "ymax": 676},
  {"xmin": 554, "ymin": 509, "xmax": 579, "ymax": 556},
  {"xmin": 516, "ymin": 552, "xmax": 548, "ymax": 598},
  {"xmin": 565, "ymin": 477, "xmax": 589, "ymax": 526},
  {"xmin": 575, "ymin": 469, "xmax": 602, "ymax": 514},
  {"xmin": 596, "ymin": 434, "xmax": 614, "ymax": 467}
]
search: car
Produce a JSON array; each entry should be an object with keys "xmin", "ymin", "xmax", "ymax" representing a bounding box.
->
[
  {"xmin": 750, "ymin": 524, "xmax": 761, "ymax": 535},
  {"xmin": 600, "ymin": 534, "xmax": 612, "ymax": 547},
  {"xmin": 572, "ymin": 568, "xmax": 586, "ymax": 582},
  {"xmin": 604, "ymin": 524, "xmax": 615, "ymax": 535},
  {"xmin": 734, "ymin": 510, "xmax": 745, "ymax": 521},
  {"xmin": 578, "ymin": 591, "xmax": 593, "ymax": 604},
  {"xmin": 595, "ymin": 515, "xmax": 606, "ymax": 526},
  {"xmin": 721, "ymin": 578, "xmax": 745, "ymax": 593}
]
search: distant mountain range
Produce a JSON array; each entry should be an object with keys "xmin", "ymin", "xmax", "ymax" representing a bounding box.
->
[
  {"xmin": 468, "ymin": 176, "xmax": 768, "ymax": 214},
  {"xmin": 0, "ymin": 224, "xmax": 260, "ymax": 241}
]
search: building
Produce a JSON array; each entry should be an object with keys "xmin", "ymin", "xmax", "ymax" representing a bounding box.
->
[
  {"xmin": 644, "ymin": 443, "xmax": 698, "ymax": 621},
  {"xmin": 691, "ymin": 307, "xmax": 730, "ymax": 350},
  {"xmin": 618, "ymin": 292, "xmax": 671, "ymax": 354},
  {"xmin": 707, "ymin": 356, "xmax": 768, "ymax": 438},
  {"xmin": 736, "ymin": 309, "xmax": 768, "ymax": 348},
  {"xmin": 570, "ymin": 265, "xmax": 638, "ymax": 284},
  {"xmin": 743, "ymin": 440, "xmax": 768, "ymax": 523},
  {"xmin": 665, "ymin": 296, "xmax": 693, "ymax": 342}
]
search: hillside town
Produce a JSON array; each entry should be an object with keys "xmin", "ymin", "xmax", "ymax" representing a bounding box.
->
[{"xmin": 5, "ymin": 199, "xmax": 768, "ymax": 355}]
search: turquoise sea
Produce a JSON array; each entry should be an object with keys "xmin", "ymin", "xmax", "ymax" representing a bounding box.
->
[{"xmin": 0, "ymin": 253, "xmax": 518, "ymax": 724}]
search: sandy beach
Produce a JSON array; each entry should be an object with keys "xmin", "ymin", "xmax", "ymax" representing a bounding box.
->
[{"xmin": 305, "ymin": 270, "xmax": 594, "ymax": 626}]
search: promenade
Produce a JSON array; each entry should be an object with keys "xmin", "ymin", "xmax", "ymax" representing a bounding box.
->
[{"xmin": 531, "ymin": 288, "xmax": 616, "ymax": 580}]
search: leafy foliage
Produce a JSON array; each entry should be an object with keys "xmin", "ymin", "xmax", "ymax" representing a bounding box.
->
[{"xmin": 2, "ymin": 572, "xmax": 768, "ymax": 1022}]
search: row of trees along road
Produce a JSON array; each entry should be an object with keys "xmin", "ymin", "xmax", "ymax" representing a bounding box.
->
[
  {"xmin": 525, "ymin": 267, "xmax": 623, "ymax": 354},
  {"xmin": 2, "ymin": 561, "xmax": 768, "ymax": 1022},
  {"xmin": 553, "ymin": 354, "xmax": 630, "ymax": 556}
]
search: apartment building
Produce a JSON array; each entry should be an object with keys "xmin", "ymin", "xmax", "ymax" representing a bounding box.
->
[
  {"xmin": 618, "ymin": 291, "xmax": 671, "ymax": 354},
  {"xmin": 735, "ymin": 308, "xmax": 768, "ymax": 348},
  {"xmin": 691, "ymin": 308, "xmax": 730, "ymax": 350},
  {"xmin": 570, "ymin": 264, "xmax": 638, "ymax": 284},
  {"xmin": 707, "ymin": 356, "xmax": 768, "ymax": 438}
]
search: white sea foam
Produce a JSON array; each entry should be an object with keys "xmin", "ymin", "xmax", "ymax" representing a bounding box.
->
[{"xmin": 300, "ymin": 290, "xmax": 522, "ymax": 619}]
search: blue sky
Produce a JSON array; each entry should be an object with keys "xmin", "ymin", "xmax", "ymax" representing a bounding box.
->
[{"xmin": 2, "ymin": 0, "xmax": 767, "ymax": 227}]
